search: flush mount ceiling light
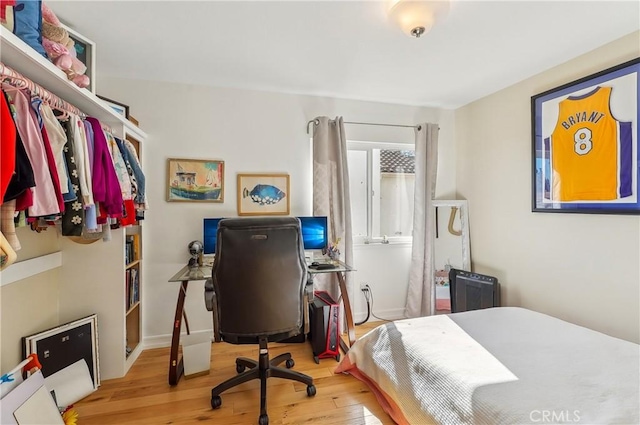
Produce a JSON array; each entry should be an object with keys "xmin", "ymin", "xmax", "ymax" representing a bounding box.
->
[{"xmin": 388, "ymin": 0, "xmax": 451, "ymax": 38}]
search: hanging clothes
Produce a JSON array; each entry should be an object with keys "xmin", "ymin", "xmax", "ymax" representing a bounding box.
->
[
  {"xmin": 105, "ymin": 133, "xmax": 132, "ymax": 200},
  {"xmin": 40, "ymin": 103, "xmax": 70, "ymax": 196},
  {"xmin": 32, "ymin": 98, "xmax": 65, "ymax": 215},
  {"xmin": 5, "ymin": 86, "xmax": 59, "ymax": 217},
  {"xmin": 106, "ymin": 133, "xmax": 135, "ymax": 226},
  {"xmin": 81, "ymin": 118, "xmax": 98, "ymax": 231},
  {"xmin": 0, "ymin": 75, "xmax": 148, "ymax": 243},
  {"xmin": 0, "ymin": 91, "xmax": 16, "ymax": 202},
  {"xmin": 70, "ymin": 113, "xmax": 93, "ymax": 207},
  {"xmin": 2, "ymin": 90, "xmax": 34, "ymax": 208},
  {"xmin": 118, "ymin": 137, "xmax": 146, "ymax": 207},
  {"xmin": 87, "ymin": 117, "xmax": 123, "ymax": 218},
  {"xmin": 60, "ymin": 119, "xmax": 84, "ymax": 237}
]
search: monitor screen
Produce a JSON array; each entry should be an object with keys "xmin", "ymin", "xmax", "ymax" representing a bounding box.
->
[
  {"xmin": 204, "ymin": 216, "xmax": 328, "ymax": 253},
  {"xmin": 298, "ymin": 216, "xmax": 328, "ymax": 250},
  {"xmin": 203, "ymin": 218, "xmax": 223, "ymax": 254}
]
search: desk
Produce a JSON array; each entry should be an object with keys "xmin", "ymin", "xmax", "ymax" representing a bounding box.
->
[
  {"xmin": 167, "ymin": 265, "xmax": 211, "ymax": 386},
  {"xmin": 167, "ymin": 261, "xmax": 356, "ymax": 386},
  {"xmin": 307, "ymin": 260, "xmax": 356, "ymax": 355}
]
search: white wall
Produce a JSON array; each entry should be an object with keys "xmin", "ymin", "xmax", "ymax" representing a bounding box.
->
[
  {"xmin": 0, "ymin": 229, "xmax": 61, "ymax": 371},
  {"xmin": 97, "ymin": 78, "xmax": 455, "ymax": 344},
  {"xmin": 455, "ymin": 31, "xmax": 640, "ymax": 343}
]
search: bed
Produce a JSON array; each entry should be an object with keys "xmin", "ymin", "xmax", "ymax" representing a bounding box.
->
[{"xmin": 335, "ymin": 307, "xmax": 639, "ymax": 424}]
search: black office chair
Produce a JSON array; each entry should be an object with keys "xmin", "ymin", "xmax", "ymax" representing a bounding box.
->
[{"xmin": 208, "ymin": 217, "xmax": 316, "ymax": 425}]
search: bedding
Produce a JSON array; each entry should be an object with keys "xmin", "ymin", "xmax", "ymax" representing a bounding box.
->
[{"xmin": 335, "ymin": 307, "xmax": 639, "ymax": 424}]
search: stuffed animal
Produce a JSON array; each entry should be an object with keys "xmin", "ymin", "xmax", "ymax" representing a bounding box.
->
[{"xmin": 40, "ymin": 2, "xmax": 89, "ymax": 89}]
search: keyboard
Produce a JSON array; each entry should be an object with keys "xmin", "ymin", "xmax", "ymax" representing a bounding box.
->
[{"xmin": 309, "ymin": 263, "xmax": 336, "ymax": 270}]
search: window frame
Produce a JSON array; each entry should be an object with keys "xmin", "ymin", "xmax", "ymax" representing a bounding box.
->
[{"xmin": 347, "ymin": 140, "xmax": 415, "ymax": 246}]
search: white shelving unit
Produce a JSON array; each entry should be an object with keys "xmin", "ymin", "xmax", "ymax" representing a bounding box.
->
[{"xmin": 1, "ymin": 27, "xmax": 148, "ymax": 379}]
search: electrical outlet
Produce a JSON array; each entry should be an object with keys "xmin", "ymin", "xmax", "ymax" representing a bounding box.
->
[{"xmin": 360, "ymin": 283, "xmax": 368, "ymax": 291}]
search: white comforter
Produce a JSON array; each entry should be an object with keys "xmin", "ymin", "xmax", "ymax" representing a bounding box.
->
[{"xmin": 336, "ymin": 307, "xmax": 640, "ymax": 425}]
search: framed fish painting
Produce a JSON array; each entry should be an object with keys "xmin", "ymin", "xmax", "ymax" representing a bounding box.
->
[
  {"xmin": 237, "ymin": 173, "xmax": 290, "ymax": 216},
  {"xmin": 167, "ymin": 158, "xmax": 225, "ymax": 202}
]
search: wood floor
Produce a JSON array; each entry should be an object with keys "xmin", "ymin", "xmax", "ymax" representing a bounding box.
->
[{"xmin": 76, "ymin": 322, "xmax": 395, "ymax": 425}]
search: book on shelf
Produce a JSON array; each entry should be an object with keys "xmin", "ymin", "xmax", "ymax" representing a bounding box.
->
[
  {"xmin": 125, "ymin": 234, "xmax": 141, "ymax": 264},
  {"xmin": 125, "ymin": 268, "xmax": 140, "ymax": 311}
]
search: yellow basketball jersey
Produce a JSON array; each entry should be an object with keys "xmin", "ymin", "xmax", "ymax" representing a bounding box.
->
[{"xmin": 551, "ymin": 86, "xmax": 619, "ymax": 201}]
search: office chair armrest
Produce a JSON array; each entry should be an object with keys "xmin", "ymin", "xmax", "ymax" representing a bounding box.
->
[{"xmin": 204, "ymin": 278, "xmax": 216, "ymax": 311}]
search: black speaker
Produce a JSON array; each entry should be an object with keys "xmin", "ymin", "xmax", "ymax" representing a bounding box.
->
[{"xmin": 449, "ymin": 269, "xmax": 499, "ymax": 313}]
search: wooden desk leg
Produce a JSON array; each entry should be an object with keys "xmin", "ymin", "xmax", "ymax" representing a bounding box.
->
[
  {"xmin": 183, "ymin": 311, "xmax": 190, "ymax": 336},
  {"xmin": 169, "ymin": 280, "xmax": 188, "ymax": 386},
  {"xmin": 336, "ymin": 272, "xmax": 356, "ymax": 353}
]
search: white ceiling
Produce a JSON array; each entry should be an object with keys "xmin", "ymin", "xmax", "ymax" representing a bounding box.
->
[{"xmin": 53, "ymin": 1, "xmax": 640, "ymax": 109}]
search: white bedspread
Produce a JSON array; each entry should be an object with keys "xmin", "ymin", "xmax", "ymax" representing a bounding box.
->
[{"xmin": 336, "ymin": 307, "xmax": 640, "ymax": 425}]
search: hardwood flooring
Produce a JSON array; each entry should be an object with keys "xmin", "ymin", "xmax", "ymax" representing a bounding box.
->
[{"xmin": 76, "ymin": 322, "xmax": 395, "ymax": 424}]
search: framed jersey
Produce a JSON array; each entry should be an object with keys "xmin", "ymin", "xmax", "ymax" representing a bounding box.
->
[{"xmin": 532, "ymin": 57, "xmax": 640, "ymax": 214}]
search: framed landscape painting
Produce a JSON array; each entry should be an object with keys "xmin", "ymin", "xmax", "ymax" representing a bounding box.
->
[
  {"xmin": 237, "ymin": 173, "xmax": 290, "ymax": 216},
  {"xmin": 531, "ymin": 57, "xmax": 640, "ymax": 214},
  {"xmin": 167, "ymin": 158, "xmax": 225, "ymax": 202}
]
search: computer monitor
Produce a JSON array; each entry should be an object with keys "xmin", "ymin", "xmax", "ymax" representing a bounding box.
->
[
  {"xmin": 298, "ymin": 216, "xmax": 328, "ymax": 251},
  {"xmin": 204, "ymin": 216, "xmax": 328, "ymax": 254},
  {"xmin": 203, "ymin": 218, "xmax": 224, "ymax": 254}
]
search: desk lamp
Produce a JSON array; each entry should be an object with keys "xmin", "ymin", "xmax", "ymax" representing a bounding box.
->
[{"xmin": 188, "ymin": 240, "xmax": 204, "ymax": 267}]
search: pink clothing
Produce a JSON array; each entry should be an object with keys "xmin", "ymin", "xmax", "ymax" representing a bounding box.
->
[
  {"xmin": 40, "ymin": 103, "xmax": 70, "ymax": 195},
  {"xmin": 7, "ymin": 87, "xmax": 59, "ymax": 216},
  {"xmin": 40, "ymin": 126, "xmax": 65, "ymax": 213}
]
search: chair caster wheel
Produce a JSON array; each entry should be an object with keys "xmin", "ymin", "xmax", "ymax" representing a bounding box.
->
[
  {"xmin": 285, "ymin": 358, "xmax": 295, "ymax": 368},
  {"xmin": 307, "ymin": 384, "xmax": 317, "ymax": 397},
  {"xmin": 211, "ymin": 395, "xmax": 222, "ymax": 409},
  {"xmin": 258, "ymin": 413, "xmax": 269, "ymax": 425},
  {"xmin": 313, "ymin": 356, "xmax": 319, "ymax": 364},
  {"xmin": 236, "ymin": 363, "xmax": 246, "ymax": 373},
  {"xmin": 335, "ymin": 354, "xmax": 340, "ymax": 362}
]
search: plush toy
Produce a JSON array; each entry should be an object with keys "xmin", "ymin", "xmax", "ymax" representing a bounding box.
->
[{"xmin": 40, "ymin": 2, "xmax": 89, "ymax": 89}]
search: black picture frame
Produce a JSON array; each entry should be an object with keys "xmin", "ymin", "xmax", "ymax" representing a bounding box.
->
[
  {"xmin": 97, "ymin": 95, "xmax": 130, "ymax": 119},
  {"xmin": 531, "ymin": 57, "xmax": 640, "ymax": 214},
  {"xmin": 22, "ymin": 314, "xmax": 100, "ymax": 389}
]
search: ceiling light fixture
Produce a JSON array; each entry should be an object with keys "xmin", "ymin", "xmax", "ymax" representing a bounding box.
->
[{"xmin": 388, "ymin": 0, "xmax": 450, "ymax": 38}]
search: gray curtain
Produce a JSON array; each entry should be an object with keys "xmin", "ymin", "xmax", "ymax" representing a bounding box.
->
[
  {"xmin": 312, "ymin": 116, "xmax": 353, "ymax": 328},
  {"xmin": 405, "ymin": 123, "xmax": 439, "ymax": 318}
]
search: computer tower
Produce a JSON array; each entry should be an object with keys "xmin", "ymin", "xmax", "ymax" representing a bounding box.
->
[{"xmin": 309, "ymin": 290, "xmax": 340, "ymax": 363}]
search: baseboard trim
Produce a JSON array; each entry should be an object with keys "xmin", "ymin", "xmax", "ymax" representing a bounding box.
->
[
  {"xmin": 354, "ymin": 307, "xmax": 405, "ymax": 323},
  {"xmin": 143, "ymin": 329, "xmax": 213, "ymax": 350}
]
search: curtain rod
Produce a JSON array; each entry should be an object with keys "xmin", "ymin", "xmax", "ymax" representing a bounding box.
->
[{"xmin": 306, "ymin": 119, "xmax": 421, "ymax": 134}]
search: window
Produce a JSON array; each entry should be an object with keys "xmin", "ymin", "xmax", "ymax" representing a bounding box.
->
[{"xmin": 347, "ymin": 141, "xmax": 415, "ymax": 244}]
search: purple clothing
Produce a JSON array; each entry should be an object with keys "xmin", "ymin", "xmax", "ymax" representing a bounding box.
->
[{"xmin": 86, "ymin": 117, "xmax": 123, "ymax": 217}]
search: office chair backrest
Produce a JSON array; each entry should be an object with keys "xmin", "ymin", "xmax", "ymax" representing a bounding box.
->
[{"xmin": 213, "ymin": 217, "xmax": 307, "ymax": 343}]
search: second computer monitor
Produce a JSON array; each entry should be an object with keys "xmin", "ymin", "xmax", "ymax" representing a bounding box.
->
[
  {"xmin": 203, "ymin": 217, "xmax": 223, "ymax": 254},
  {"xmin": 298, "ymin": 216, "xmax": 328, "ymax": 251}
]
